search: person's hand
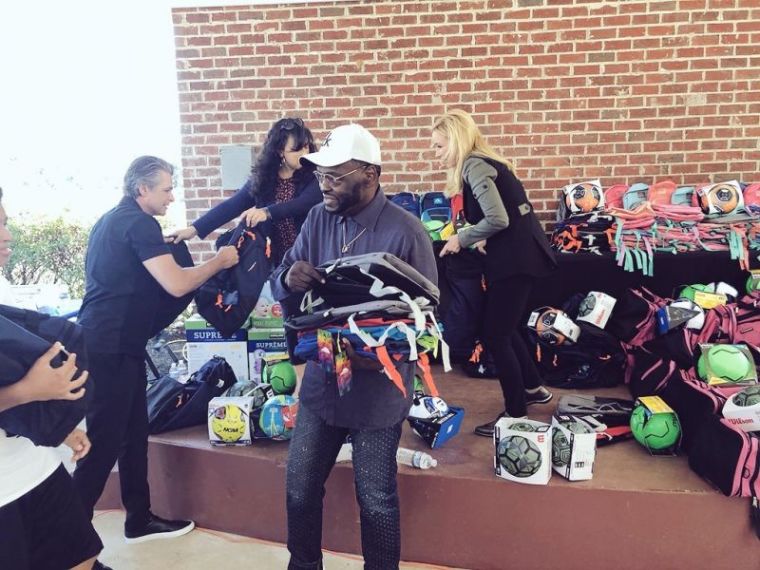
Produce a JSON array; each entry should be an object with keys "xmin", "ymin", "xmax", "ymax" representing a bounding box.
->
[
  {"xmin": 473, "ymin": 240, "xmax": 487, "ymax": 255},
  {"xmin": 285, "ymin": 261, "xmax": 325, "ymax": 293},
  {"xmin": 439, "ymin": 234, "xmax": 462, "ymax": 257},
  {"xmin": 341, "ymin": 339, "xmax": 383, "ymax": 372},
  {"xmin": 215, "ymin": 245, "xmax": 239, "ymax": 269},
  {"xmin": 19, "ymin": 343, "xmax": 88, "ymax": 403},
  {"xmin": 63, "ymin": 428, "xmax": 91, "ymax": 462},
  {"xmin": 166, "ymin": 226, "xmax": 198, "ymax": 244},
  {"xmin": 242, "ymin": 207, "xmax": 268, "ymax": 228}
]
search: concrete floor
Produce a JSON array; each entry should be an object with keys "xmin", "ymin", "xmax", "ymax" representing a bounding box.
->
[{"xmin": 92, "ymin": 510, "xmax": 459, "ymax": 570}]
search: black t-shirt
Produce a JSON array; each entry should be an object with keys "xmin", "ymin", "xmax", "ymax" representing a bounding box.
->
[{"xmin": 77, "ymin": 197, "xmax": 171, "ymax": 357}]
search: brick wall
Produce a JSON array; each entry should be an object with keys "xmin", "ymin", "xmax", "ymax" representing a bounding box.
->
[{"xmin": 172, "ymin": 0, "xmax": 760, "ymax": 259}]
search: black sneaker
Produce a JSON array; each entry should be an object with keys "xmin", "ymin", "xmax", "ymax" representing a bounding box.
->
[
  {"xmin": 124, "ymin": 513, "xmax": 195, "ymax": 544},
  {"xmin": 525, "ymin": 386, "xmax": 553, "ymax": 406},
  {"xmin": 474, "ymin": 412, "xmax": 527, "ymax": 438},
  {"xmin": 93, "ymin": 562, "xmax": 113, "ymax": 570}
]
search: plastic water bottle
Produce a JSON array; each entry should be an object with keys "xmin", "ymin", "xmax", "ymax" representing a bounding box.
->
[
  {"xmin": 175, "ymin": 360, "xmax": 189, "ymax": 384},
  {"xmin": 168, "ymin": 362, "xmax": 179, "ymax": 380},
  {"xmin": 335, "ymin": 444, "xmax": 437, "ymax": 469},
  {"xmin": 396, "ymin": 447, "xmax": 437, "ymax": 470}
]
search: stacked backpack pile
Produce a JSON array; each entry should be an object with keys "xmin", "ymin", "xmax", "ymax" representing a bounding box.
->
[
  {"xmin": 287, "ymin": 252, "xmax": 450, "ymax": 397},
  {"xmin": 553, "ymin": 179, "xmax": 760, "ymax": 276}
]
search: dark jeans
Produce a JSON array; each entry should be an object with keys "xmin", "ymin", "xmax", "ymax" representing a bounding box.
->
[
  {"xmin": 72, "ymin": 352, "xmax": 151, "ymax": 529},
  {"xmin": 286, "ymin": 404, "xmax": 403, "ymax": 570},
  {"xmin": 483, "ymin": 275, "xmax": 543, "ymax": 417}
]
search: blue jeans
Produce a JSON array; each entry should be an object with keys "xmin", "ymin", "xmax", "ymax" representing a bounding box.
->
[{"xmin": 286, "ymin": 404, "xmax": 402, "ymax": 570}]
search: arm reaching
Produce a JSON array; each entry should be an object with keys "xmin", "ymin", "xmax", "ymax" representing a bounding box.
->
[{"xmin": 143, "ymin": 245, "xmax": 239, "ymax": 298}]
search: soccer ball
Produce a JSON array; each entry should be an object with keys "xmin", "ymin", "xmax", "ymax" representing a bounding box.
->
[
  {"xmin": 210, "ymin": 404, "xmax": 248, "ymax": 443},
  {"xmin": 630, "ymin": 405, "xmax": 681, "ymax": 451},
  {"xmin": 697, "ymin": 345, "xmax": 753, "ymax": 384},
  {"xmin": 552, "ymin": 430, "xmax": 571, "ymax": 467},
  {"xmin": 565, "ymin": 182, "xmax": 603, "ymax": 214},
  {"xmin": 250, "ymin": 383, "xmax": 273, "ymax": 409},
  {"xmin": 698, "ymin": 182, "xmax": 741, "ymax": 215},
  {"xmin": 508, "ymin": 421, "xmax": 537, "ymax": 432},
  {"xmin": 497, "ymin": 435, "xmax": 543, "ymax": 478},
  {"xmin": 577, "ymin": 294, "xmax": 597, "ymax": 318},
  {"xmin": 731, "ymin": 385, "xmax": 760, "ymax": 407},
  {"xmin": 670, "ymin": 298, "xmax": 705, "ymax": 330},
  {"xmin": 552, "ymin": 419, "xmax": 593, "ymax": 467},
  {"xmin": 409, "ymin": 395, "xmax": 449, "ymax": 420},
  {"xmin": 259, "ymin": 395, "xmax": 298, "ymax": 440},
  {"xmin": 534, "ymin": 308, "xmax": 569, "ymax": 346},
  {"xmin": 678, "ymin": 283, "xmax": 708, "ymax": 302},
  {"xmin": 264, "ymin": 361, "xmax": 297, "ymax": 395}
]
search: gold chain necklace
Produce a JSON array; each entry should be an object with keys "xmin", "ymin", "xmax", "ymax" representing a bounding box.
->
[{"xmin": 341, "ymin": 222, "xmax": 367, "ymax": 254}]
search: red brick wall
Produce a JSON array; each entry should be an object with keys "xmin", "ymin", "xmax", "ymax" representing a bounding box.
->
[{"xmin": 172, "ymin": 0, "xmax": 760, "ymax": 258}]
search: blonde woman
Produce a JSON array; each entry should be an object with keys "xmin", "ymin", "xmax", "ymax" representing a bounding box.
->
[{"xmin": 432, "ymin": 109, "xmax": 557, "ymax": 437}]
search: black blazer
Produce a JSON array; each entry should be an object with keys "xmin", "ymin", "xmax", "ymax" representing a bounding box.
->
[{"xmin": 462, "ymin": 157, "xmax": 557, "ymax": 281}]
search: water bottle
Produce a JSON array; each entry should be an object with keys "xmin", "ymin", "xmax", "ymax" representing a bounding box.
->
[
  {"xmin": 168, "ymin": 362, "xmax": 179, "ymax": 380},
  {"xmin": 176, "ymin": 360, "xmax": 189, "ymax": 384},
  {"xmin": 396, "ymin": 447, "xmax": 437, "ymax": 470}
]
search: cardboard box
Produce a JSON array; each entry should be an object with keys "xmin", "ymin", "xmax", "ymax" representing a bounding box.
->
[
  {"xmin": 494, "ymin": 418, "xmax": 551, "ymax": 485},
  {"xmin": 208, "ymin": 396, "xmax": 254, "ymax": 446},
  {"xmin": 722, "ymin": 389, "xmax": 760, "ymax": 432},
  {"xmin": 407, "ymin": 406, "xmax": 464, "ymax": 449},
  {"xmin": 250, "ymin": 282, "xmax": 284, "ymax": 329},
  {"xmin": 186, "ymin": 326, "xmax": 249, "ymax": 382},
  {"xmin": 248, "ymin": 328, "xmax": 288, "ymax": 383},
  {"xmin": 576, "ymin": 291, "xmax": 616, "ymax": 330},
  {"xmin": 551, "ymin": 415, "xmax": 597, "ymax": 481}
]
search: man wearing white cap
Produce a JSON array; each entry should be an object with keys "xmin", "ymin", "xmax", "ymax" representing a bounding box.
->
[{"xmin": 270, "ymin": 124, "xmax": 436, "ymax": 570}]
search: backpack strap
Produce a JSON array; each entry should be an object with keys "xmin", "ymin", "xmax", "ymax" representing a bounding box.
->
[{"xmin": 415, "ymin": 353, "xmax": 439, "ymax": 397}]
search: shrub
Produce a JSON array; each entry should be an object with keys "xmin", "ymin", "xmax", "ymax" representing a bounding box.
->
[{"xmin": 2, "ymin": 216, "xmax": 90, "ymax": 298}]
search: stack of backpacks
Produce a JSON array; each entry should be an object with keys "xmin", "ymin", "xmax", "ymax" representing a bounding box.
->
[{"xmin": 552, "ymin": 179, "xmax": 760, "ymax": 277}]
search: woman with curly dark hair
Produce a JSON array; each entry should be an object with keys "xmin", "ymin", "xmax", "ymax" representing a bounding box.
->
[{"xmin": 170, "ymin": 117, "xmax": 320, "ymax": 264}]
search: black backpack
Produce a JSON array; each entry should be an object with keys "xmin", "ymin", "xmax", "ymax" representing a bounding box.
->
[
  {"xmin": 195, "ymin": 222, "xmax": 272, "ymax": 338},
  {"xmin": 146, "ymin": 355, "xmax": 237, "ymax": 434},
  {"xmin": 0, "ymin": 304, "xmax": 93, "ymax": 447}
]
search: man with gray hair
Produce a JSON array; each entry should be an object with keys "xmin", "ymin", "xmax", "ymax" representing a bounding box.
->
[{"xmin": 72, "ymin": 156, "xmax": 238, "ymax": 550}]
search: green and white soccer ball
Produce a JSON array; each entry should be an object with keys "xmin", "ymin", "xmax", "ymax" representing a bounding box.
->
[
  {"xmin": 552, "ymin": 419, "xmax": 592, "ymax": 467},
  {"xmin": 497, "ymin": 435, "xmax": 543, "ymax": 478},
  {"xmin": 508, "ymin": 421, "xmax": 537, "ymax": 432},
  {"xmin": 731, "ymin": 385, "xmax": 760, "ymax": 407}
]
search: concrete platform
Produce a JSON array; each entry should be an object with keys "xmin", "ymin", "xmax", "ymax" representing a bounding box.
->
[{"xmin": 98, "ymin": 367, "xmax": 759, "ymax": 569}]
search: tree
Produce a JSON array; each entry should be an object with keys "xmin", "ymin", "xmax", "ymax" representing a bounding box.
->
[{"xmin": 2, "ymin": 217, "xmax": 90, "ymax": 298}]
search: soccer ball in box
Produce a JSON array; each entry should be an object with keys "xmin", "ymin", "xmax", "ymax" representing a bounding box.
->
[
  {"xmin": 722, "ymin": 385, "xmax": 760, "ymax": 432},
  {"xmin": 494, "ymin": 418, "xmax": 551, "ymax": 485},
  {"xmin": 551, "ymin": 415, "xmax": 597, "ymax": 481},
  {"xmin": 576, "ymin": 291, "xmax": 616, "ymax": 330},
  {"xmin": 208, "ymin": 396, "xmax": 254, "ymax": 446}
]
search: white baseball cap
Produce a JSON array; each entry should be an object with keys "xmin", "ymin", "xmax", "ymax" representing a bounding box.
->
[{"xmin": 301, "ymin": 123, "xmax": 382, "ymax": 167}]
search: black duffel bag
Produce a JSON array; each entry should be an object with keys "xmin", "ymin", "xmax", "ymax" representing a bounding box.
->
[{"xmin": 147, "ymin": 355, "xmax": 237, "ymax": 434}]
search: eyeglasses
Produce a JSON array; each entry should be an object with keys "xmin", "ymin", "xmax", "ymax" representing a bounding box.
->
[
  {"xmin": 314, "ymin": 166, "xmax": 365, "ymax": 187},
  {"xmin": 279, "ymin": 117, "xmax": 304, "ymax": 131}
]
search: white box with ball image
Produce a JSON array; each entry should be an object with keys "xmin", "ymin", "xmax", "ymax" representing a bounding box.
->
[
  {"xmin": 494, "ymin": 418, "xmax": 552, "ymax": 485},
  {"xmin": 722, "ymin": 385, "xmax": 760, "ymax": 432},
  {"xmin": 551, "ymin": 415, "xmax": 597, "ymax": 481},
  {"xmin": 208, "ymin": 396, "xmax": 254, "ymax": 446}
]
